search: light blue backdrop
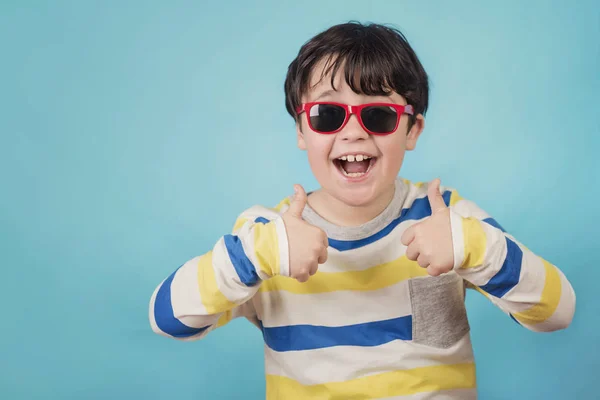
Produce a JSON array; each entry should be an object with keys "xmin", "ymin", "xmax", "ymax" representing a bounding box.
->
[{"xmin": 1, "ymin": 1, "xmax": 598, "ymax": 399}]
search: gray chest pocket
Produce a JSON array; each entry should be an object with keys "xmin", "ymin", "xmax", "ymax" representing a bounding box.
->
[{"xmin": 409, "ymin": 272, "xmax": 470, "ymax": 349}]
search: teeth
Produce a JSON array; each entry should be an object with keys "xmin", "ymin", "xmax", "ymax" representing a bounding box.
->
[
  {"xmin": 341, "ymin": 170, "xmax": 365, "ymax": 178},
  {"xmin": 337, "ymin": 154, "xmax": 371, "ymax": 162}
]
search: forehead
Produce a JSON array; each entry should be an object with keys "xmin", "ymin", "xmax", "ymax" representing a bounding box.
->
[{"xmin": 306, "ymin": 57, "xmax": 348, "ymax": 96}]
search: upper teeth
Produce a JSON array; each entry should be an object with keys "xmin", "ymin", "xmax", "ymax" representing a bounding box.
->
[{"xmin": 338, "ymin": 154, "xmax": 371, "ymax": 162}]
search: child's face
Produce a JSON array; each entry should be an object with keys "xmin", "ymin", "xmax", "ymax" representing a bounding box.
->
[{"xmin": 296, "ymin": 61, "xmax": 425, "ymax": 209}]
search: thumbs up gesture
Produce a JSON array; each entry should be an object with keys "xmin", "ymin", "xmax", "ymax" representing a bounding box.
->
[
  {"xmin": 401, "ymin": 179, "xmax": 455, "ymax": 277},
  {"xmin": 281, "ymin": 185, "xmax": 329, "ymax": 282}
]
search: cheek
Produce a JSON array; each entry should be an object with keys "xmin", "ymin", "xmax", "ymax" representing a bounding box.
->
[
  {"xmin": 377, "ymin": 136, "xmax": 406, "ymax": 171},
  {"xmin": 304, "ymin": 135, "xmax": 335, "ymax": 181},
  {"xmin": 307, "ymin": 149, "xmax": 327, "ymax": 170},
  {"xmin": 305, "ymin": 134, "xmax": 333, "ymax": 162}
]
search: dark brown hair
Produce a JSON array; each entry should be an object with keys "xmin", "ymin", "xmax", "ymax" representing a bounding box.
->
[{"xmin": 284, "ymin": 22, "xmax": 429, "ymax": 127}]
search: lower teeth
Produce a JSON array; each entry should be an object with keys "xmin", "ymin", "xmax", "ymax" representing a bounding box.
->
[
  {"xmin": 342, "ymin": 170, "xmax": 365, "ymax": 178},
  {"xmin": 337, "ymin": 158, "xmax": 374, "ymax": 178}
]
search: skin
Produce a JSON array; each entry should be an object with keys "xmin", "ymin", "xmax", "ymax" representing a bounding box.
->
[
  {"xmin": 281, "ymin": 59, "xmax": 455, "ymax": 282},
  {"xmin": 295, "ymin": 60, "xmax": 425, "ymax": 227},
  {"xmin": 282, "ymin": 179, "xmax": 456, "ymax": 282}
]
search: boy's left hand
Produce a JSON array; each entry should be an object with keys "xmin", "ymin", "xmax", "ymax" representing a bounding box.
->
[{"xmin": 401, "ymin": 178, "xmax": 454, "ymax": 276}]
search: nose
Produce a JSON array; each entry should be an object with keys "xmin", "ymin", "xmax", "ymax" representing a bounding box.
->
[{"xmin": 337, "ymin": 113, "xmax": 369, "ymax": 142}]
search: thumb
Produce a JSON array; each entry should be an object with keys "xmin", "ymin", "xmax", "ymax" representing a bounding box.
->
[
  {"xmin": 286, "ymin": 184, "xmax": 307, "ymax": 218},
  {"xmin": 428, "ymin": 178, "xmax": 447, "ymax": 214}
]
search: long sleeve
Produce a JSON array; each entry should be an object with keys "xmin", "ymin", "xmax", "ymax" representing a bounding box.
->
[
  {"xmin": 447, "ymin": 190, "xmax": 575, "ymax": 332},
  {"xmin": 149, "ymin": 204, "xmax": 290, "ymax": 340}
]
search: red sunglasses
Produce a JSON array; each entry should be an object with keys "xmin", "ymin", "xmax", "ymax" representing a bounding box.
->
[{"xmin": 296, "ymin": 102, "xmax": 414, "ymax": 135}]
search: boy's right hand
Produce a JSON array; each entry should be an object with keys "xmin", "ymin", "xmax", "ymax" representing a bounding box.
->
[{"xmin": 282, "ymin": 185, "xmax": 329, "ymax": 283}]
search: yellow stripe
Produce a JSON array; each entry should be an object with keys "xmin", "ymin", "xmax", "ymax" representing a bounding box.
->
[
  {"xmin": 259, "ymin": 256, "xmax": 428, "ymax": 294},
  {"xmin": 232, "ymin": 217, "xmax": 248, "ymax": 233},
  {"xmin": 216, "ymin": 310, "xmax": 232, "ymax": 328},
  {"xmin": 461, "ymin": 217, "xmax": 486, "ymax": 269},
  {"xmin": 468, "ymin": 282, "xmax": 492, "ymax": 300},
  {"xmin": 274, "ymin": 197, "xmax": 291, "ymax": 212},
  {"xmin": 266, "ymin": 363, "xmax": 476, "ymax": 400},
  {"xmin": 253, "ymin": 221, "xmax": 280, "ymax": 277},
  {"xmin": 449, "ymin": 189, "xmax": 463, "ymax": 206},
  {"xmin": 512, "ymin": 260, "xmax": 562, "ymax": 325},
  {"xmin": 402, "ymin": 178, "xmax": 424, "ymax": 188},
  {"xmin": 197, "ymin": 252, "xmax": 237, "ymax": 314}
]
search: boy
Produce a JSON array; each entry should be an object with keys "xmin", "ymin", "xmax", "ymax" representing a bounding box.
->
[{"xmin": 149, "ymin": 22, "xmax": 575, "ymax": 399}]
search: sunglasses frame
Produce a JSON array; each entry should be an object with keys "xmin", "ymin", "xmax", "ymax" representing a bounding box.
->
[{"xmin": 296, "ymin": 102, "xmax": 414, "ymax": 135}]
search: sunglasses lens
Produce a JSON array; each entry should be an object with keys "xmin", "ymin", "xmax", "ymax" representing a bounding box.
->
[
  {"xmin": 309, "ymin": 104, "xmax": 346, "ymax": 132},
  {"xmin": 361, "ymin": 106, "xmax": 398, "ymax": 133}
]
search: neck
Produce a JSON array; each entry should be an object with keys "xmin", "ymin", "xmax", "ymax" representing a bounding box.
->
[{"xmin": 307, "ymin": 184, "xmax": 396, "ymax": 227}]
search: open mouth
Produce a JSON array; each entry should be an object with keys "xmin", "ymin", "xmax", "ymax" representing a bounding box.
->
[{"xmin": 333, "ymin": 154, "xmax": 377, "ymax": 179}]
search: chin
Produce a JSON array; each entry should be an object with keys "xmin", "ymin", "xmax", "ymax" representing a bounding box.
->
[{"xmin": 332, "ymin": 184, "xmax": 380, "ymax": 208}]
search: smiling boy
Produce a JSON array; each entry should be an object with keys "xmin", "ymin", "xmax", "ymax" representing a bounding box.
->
[{"xmin": 149, "ymin": 22, "xmax": 575, "ymax": 399}]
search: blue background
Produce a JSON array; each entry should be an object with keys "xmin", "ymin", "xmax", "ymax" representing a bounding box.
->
[{"xmin": 1, "ymin": 1, "xmax": 598, "ymax": 399}]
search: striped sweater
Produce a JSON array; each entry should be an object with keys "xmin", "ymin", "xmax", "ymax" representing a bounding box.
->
[{"xmin": 149, "ymin": 178, "xmax": 575, "ymax": 399}]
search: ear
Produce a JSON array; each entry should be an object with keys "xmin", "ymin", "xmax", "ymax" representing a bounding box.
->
[
  {"xmin": 296, "ymin": 120, "xmax": 307, "ymax": 150},
  {"xmin": 405, "ymin": 114, "xmax": 425, "ymax": 151}
]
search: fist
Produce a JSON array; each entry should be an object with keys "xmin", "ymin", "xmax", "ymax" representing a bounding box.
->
[
  {"xmin": 401, "ymin": 178, "xmax": 454, "ymax": 276},
  {"xmin": 281, "ymin": 184, "xmax": 329, "ymax": 282}
]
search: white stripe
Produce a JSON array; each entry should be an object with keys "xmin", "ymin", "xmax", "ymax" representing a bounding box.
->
[
  {"xmin": 451, "ymin": 198, "xmax": 491, "ymax": 221},
  {"xmin": 171, "ymin": 257, "xmax": 214, "ymax": 328},
  {"xmin": 403, "ymin": 182, "xmax": 428, "ymax": 202},
  {"xmin": 383, "ymin": 388, "xmax": 477, "ymax": 399},
  {"xmin": 322, "ymin": 220, "xmax": 420, "ymax": 273},
  {"xmin": 450, "ymin": 210, "xmax": 465, "ymax": 269},
  {"xmin": 264, "ymin": 332, "xmax": 475, "ymax": 385},
  {"xmin": 254, "ymin": 280, "xmax": 412, "ymax": 327},
  {"xmin": 273, "ymin": 216, "xmax": 290, "ymax": 277},
  {"xmin": 170, "ymin": 258, "xmax": 217, "ymax": 328},
  {"xmin": 231, "ymin": 301, "xmax": 260, "ymax": 327},
  {"xmin": 148, "ymin": 282, "xmax": 163, "ymax": 335}
]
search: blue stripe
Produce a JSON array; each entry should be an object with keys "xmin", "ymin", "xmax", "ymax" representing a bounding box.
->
[
  {"xmin": 254, "ymin": 217, "xmax": 269, "ymax": 224},
  {"xmin": 224, "ymin": 234, "xmax": 260, "ymax": 286},
  {"xmin": 154, "ymin": 267, "xmax": 210, "ymax": 338},
  {"xmin": 483, "ymin": 217, "xmax": 506, "ymax": 233},
  {"xmin": 479, "ymin": 237, "xmax": 523, "ymax": 298},
  {"xmin": 261, "ymin": 316, "xmax": 413, "ymax": 352},
  {"xmin": 328, "ymin": 190, "xmax": 452, "ymax": 251}
]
